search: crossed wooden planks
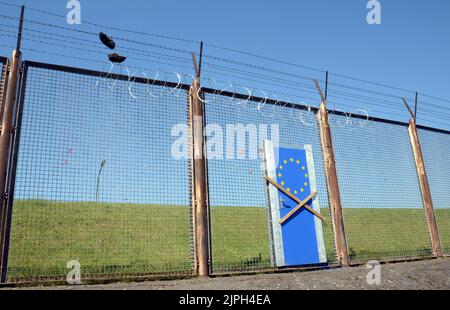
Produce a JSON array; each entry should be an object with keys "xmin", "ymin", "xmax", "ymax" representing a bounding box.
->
[{"xmin": 265, "ymin": 176, "xmax": 324, "ymax": 224}]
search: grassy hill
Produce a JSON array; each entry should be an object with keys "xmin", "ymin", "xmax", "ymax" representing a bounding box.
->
[{"xmin": 5, "ymin": 200, "xmax": 449, "ymax": 280}]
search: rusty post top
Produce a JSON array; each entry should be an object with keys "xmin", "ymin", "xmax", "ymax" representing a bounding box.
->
[
  {"xmin": 313, "ymin": 79, "xmax": 326, "ymax": 107},
  {"xmin": 402, "ymin": 97, "xmax": 416, "ymax": 121},
  {"xmin": 16, "ymin": 5, "xmax": 25, "ymax": 53}
]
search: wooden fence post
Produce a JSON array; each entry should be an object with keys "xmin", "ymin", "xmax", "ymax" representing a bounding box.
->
[
  {"xmin": 406, "ymin": 115, "xmax": 443, "ymax": 257},
  {"xmin": 0, "ymin": 5, "xmax": 24, "ymax": 283},
  {"xmin": 190, "ymin": 78, "xmax": 210, "ymax": 276},
  {"xmin": 190, "ymin": 43, "xmax": 210, "ymax": 277},
  {"xmin": 314, "ymin": 80, "xmax": 350, "ymax": 267}
]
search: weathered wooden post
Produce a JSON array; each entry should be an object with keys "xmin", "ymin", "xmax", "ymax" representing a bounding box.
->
[
  {"xmin": 402, "ymin": 98, "xmax": 443, "ymax": 257},
  {"xmin": 314, "ymin": 80, "xmax": 350, "ymax": 267},
  {"xmin": 190, "ymin": 43, "xmax": 210, "ymax": 276},
  {"xmin": 0, "ymin": 5, "xmax": 24, "ymax": 281}
]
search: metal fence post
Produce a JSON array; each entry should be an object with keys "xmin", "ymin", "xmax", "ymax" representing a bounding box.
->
[
  {"xmin": 314, "ymin": 80, "xmax": 350, "ymax": 267},
  {"xmin": 0, "ymin": 50, "xmax": 21, "ymax": 280},
  {"xmin": 402, "ymin": 97, "xmax": 443, "ymax": 257},
  {"xmin": 414, "ymin": 92, "xmax": 418, "ymax": 123},
  {"xmin": 190, "ymin": 42, "xmax": 210, "ymax": 277},
  {"xmin": 1, "ymin": 61, "xmax": 27, "ymax": 283},
  {"xmin": 0, "ymin": 5, "xmax": 24, "ymax": 283},
  {"xmin": 190, "ymin": 78, "xmax": 210, "ymax": 277},
  {"xmin": 407, "ymin": 119, "xmax": 443, "ymax": 257}
]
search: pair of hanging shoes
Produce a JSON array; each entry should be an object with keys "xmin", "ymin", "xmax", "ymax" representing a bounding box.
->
[{"xmin": 99, "ymin": 32, "xmax": 127, "ymax": 63}]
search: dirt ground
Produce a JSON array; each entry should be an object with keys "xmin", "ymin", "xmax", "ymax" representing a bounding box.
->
[{"xmin": 7, "ymin": 258, "xmax": 450, "ymax": 290}]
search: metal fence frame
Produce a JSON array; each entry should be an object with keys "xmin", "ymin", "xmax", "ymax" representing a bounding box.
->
[
  {"xmin": 0, "ymin": 60, "xmax": 197, "ymax": 285},
  {"xmin": 417, "ymin": 125, "xmax": 450, "ymax": 257},
  {"xmin": 330, "ymin": 116, "xmax": 433, "ymax": 264},
  {"xmin": 0, "ymin": 56, "xmax": 448, "ymax": 285},
  {"xmin": 201, "ymin": 88, "xmax": 340, "ymax": 275},
  {"xmin": 200, "ymin": 86, "xmax": 448, "ymax": 274}
]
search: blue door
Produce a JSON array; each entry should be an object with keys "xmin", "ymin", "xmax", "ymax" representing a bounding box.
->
[{"xmin": 265, "ymin": 142, "xmax": 327, "ymax": 267}]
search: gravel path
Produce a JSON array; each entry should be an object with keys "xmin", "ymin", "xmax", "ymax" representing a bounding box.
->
[{"xmin": 7, "ymin": 258, "xmax": 450, "ymax": 290}]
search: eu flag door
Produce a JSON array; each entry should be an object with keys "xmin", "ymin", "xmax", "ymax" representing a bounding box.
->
[{"xmin": 264, "ymin": 141, "xmax": 327, "ymax": 267}]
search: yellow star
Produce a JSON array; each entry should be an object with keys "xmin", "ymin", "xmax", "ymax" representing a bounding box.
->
[
  {"xmin": 294, "ymin": 190, "xmax": 298, "ymax": 194},
  {"xmin": 281, "ymin": 181, "xmax": 285, "ymax": 186},
  {"xmin": 283, "ymin": 160, "xmax": 287, "ymax": 164},
  {"xmin": 290, "ymin": 158, "xmax": 294, "ymax": 162},
  {"xmin": 279, "ymin": 165, "xmax": 283, "ymax": 170},
  {"xmin": 278, "ymin": 173, "xmax": 282, "ymax": 177},
  {"xmin": 304, "ymin": 182, "xmax": 308, "ymax": 187},
  {"xmin": 302, "ymin": 166, "xmax": 306, "ymax": 171},
  {"xmin": 300, "ymin": 188, "xmax": 304, "ymax": 193},
  {"xmin": 296, "ymin": 160, "xmax": 300, "ymax": 164},
  {"xmin": 287, "ymin": 188, "xmax": 291, "ymax": 192},
  {"xmin": 305, "ymin": 173, "xmax": 309, "ymax": 178}
]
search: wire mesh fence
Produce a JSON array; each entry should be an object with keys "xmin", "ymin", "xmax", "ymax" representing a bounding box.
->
[
  {"xmin": 330, "ymin": 115, "xmax": 432, "ymax": 262},
  {"xmin": 418, "ymin": 127, "xmax": 450, "ymax": 255},
  {"xmin": 0, "ymin": 0, "xmax": 449, "ymax": 286},
  {"xmin": 203, "ymin": 91, "xmax": 336, "ymax": 274},
  {"xmin": 3, "ymin": 62, "xmax": 195, "ymax": 283},
  {"xmin": 0, "ymin": 58, "xmax": 448, "ymax": 283}
]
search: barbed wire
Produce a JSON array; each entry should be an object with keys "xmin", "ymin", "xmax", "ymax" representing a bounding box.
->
[
  {"xmin": 205, "ymin": 42, "xmax": 325, "ymax": 74},
  {"xmin": 328, "ymin": 72, "xmax": 417, "ymax": 95},
  {"xmin": 0, "ymin": 3, "xmax": 449, "ymax": 130},
  {"xmin": 0, "ymin": 0, "xmax": 199, "ymax": 44},
  {"xmin": 0, "ymin": 32, "xmax": 195, "ymax": 72},
  {"xmin": 421, "ymin": 93, "xmax": 450, "ymax": 104}
]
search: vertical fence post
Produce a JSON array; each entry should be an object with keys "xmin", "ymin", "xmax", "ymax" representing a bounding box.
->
[
  {"xmin": 0, "ymin": 51, "xmax": 22, "ymax": 281},
  {"xmin": 403, "ymin": 98, "xmax": 443, "ymax": 257},
  {"xmin": 0, "ymin": 5, "xmax": 24, "ymax": 282},
  {"xmin": 414, "ymin": 92, "xmax": 418, "ymax": 123},
  {"xmin": 190, "ymin": 80, "xmax": 209, "ymax": 276},
  {"xmin": 314, "ymin": 80, "xmax": 350, "ymax": 267},
  {"xmin": 190, "ymin": 43, "xmax": 210, "ymax": 277},
  {"xmin": 408, "ymin": 120, "xmax": 442, "ymax": 257}
]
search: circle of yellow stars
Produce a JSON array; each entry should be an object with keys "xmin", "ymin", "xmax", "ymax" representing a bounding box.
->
[{"xmin": 277, "ymin": 157, "xmax": 309, "ymax": 195}]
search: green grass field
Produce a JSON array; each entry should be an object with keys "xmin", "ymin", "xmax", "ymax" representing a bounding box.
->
[{"xmin": 6, "ymin": 200, "xmax": 450, "ymax": 279}]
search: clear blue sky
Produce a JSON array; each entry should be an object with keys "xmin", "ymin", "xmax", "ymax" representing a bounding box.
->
[
  {"xmin": 1, "ymin": 0, "xmax": 449, "ymax": 100},
  {"xmin": 0, "ymin": 1, "xmax": 449, "ymax": 208},
  {"xmin": 0, "ymin": 0, "xmax": 449, "ymax": 128}
]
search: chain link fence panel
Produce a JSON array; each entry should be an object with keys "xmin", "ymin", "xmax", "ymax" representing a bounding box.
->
[
  {"xmin": 1, "ymin": 56, "xmax": 447, "ymax": 284},
  {"xmin": 4, "ymin": 63, "xmax": 195, "ymax": 283},
  {"xmin": 418, "ymin": 127, "xmax": 450, "ymax": 255},
  {"xmin": 329, "ymin": 115, "xmax": 432, "ymax": 263},
  {"xmin": 203, "ymin": 91, "xmax": 336, "ymax": 274}
]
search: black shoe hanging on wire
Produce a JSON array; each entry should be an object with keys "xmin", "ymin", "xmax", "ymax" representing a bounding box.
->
[
  {"xmin": 108, "ymin": 53, "xmax": 127, "ymax": 63},
  {"xmin": 99, "ymin": 31, "xmax": 127, "ymax": 63},
  {"xmin": 99, "ymin": 32, "xmax": 116, "ymax": 49}
]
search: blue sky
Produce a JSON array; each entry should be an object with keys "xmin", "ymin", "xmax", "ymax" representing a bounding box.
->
[
  {"xmin": 0, "ymin": 1, "xmax": 449, "ymax": 208},
  {"xmin": 1, "ymin": 1, "xmax": 448, "ymax": 94},
  {"xmin": 0, "ymin": 0, "xmax": 449, "ymax": 122}
]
